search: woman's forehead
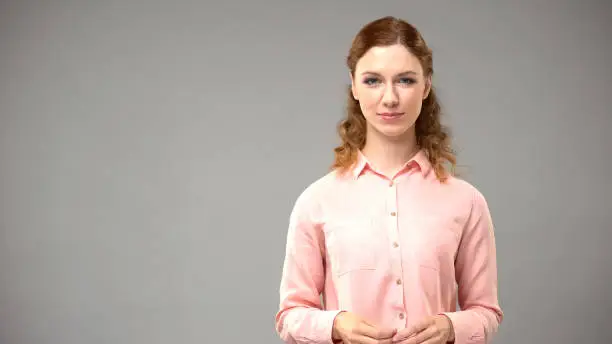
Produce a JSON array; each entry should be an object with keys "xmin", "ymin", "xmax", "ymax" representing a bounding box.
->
[{"xmin": 355, "ymin": 44, "xmax": 422, "ymax": 75}]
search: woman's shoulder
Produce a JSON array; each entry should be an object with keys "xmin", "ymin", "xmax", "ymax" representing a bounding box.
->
[
  {"xmin": 293, "ymin": 170, "xmax": 343, "ymax": 205},
  {"xmin": 287, "ymin": 171, "xmax": 343, "ymax": 223},
  {"xmin": 441, "ymin": 174, "xmax": 491, "ymax": 212}
]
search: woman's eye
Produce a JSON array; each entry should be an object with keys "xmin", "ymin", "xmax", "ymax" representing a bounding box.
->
[
  {"xmin": 398, "ymin": 77, "xmax": 416, "ymax": 84},
  {"xmin": 363, "ymin": 77, "xmax": 379, "ymax": 85}
]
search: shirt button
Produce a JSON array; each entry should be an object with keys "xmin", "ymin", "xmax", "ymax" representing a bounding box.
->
[
  {"xmin": 392, "ymin": 242, "xmax": 399, "ymax": 248},
  {"xmin": 396, "ymin": 278, "xmax": 402, "ymax": 285},
  {"xmin": 389, "ymin": 181, "xmax": 394, "ymax": 187},
  {"xmin": 390, "ymin": 212, "xmax": 396, "ymax": 216},
  {"xmin": 399, "ymin": 313, "xmax": 405, "ymax": 319}
]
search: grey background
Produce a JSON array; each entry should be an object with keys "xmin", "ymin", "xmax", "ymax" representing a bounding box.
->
[{"xmin": 1, "ymin": 1, "xmax": 610, "ymax": 343}]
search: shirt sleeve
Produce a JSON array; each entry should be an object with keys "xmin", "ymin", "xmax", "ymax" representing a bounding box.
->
[
  {"xmin": 274, "ymin": 186, "xmax": 343, "ymax": 344},
  {"xmin": 442, "ymin": 189, "xmax": 504, "ymax": 344}
]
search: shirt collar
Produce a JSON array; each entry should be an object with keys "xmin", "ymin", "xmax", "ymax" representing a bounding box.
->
[{"xmin": 351, "ymin": 148, "xmax": 432, "ymax": 179}]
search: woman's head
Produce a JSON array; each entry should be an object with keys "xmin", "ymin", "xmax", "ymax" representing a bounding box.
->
[{"xmin": 332, "ymin": 16, "xmax": 456, "ymax": 182}]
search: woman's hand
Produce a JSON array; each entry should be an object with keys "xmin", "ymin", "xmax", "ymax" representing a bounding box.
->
[
  {"xmin": 391, "ymin": 315, "xmax": 454, "ymax": 344},
  {"xmin": 332, "ymin": 311, "xmax": 397, "ymax": 344}
]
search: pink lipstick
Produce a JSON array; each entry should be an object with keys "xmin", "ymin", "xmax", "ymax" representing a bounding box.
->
[{"xmin": 378, "ymin": 112, "xmax": 404, "ymax": 120}]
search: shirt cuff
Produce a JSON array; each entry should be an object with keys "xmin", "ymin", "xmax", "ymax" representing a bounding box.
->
[
  {"xmin": 441, "ymin": 312, "xmax": 485, "ymax": 344},
  {"xmin": 322, "ymin": 310, "xmax": 345, "ymax": 344}
]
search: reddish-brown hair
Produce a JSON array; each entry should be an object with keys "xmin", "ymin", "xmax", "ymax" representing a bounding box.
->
[{"xmin": 331, "ymin": 16, "xmax": 456, "ymax": 182}]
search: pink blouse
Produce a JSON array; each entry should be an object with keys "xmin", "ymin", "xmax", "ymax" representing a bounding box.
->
[{"xmin": 275, "ymin": 149, "xmax": 503, "ymax": 344}]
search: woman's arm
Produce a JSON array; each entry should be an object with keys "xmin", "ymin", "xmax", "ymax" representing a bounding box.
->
[
  {"xmin": 441, "ymin": 189, "xmax": 504, "ymax": 344},
  {"xmin": 275, "ymin": 187, "xmax": 342, "ymax": 344}
]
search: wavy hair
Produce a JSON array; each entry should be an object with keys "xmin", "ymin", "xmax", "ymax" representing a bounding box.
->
[{"xmin": 331, "ymin": 16, "xmax": 457, "ymax": 182}]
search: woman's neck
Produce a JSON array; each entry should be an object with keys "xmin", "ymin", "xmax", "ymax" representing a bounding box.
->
[{"xmin": 361, "ymin": 128, "xmax": 419, "ymax": 178}]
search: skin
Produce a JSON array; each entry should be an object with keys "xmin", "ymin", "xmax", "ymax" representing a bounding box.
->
[
  {"xmin": 331, "ymin": 44, "xmax": 454, "ymax": 343},
  {"xmin": 350, "ymin": 43, "xmax": 431, "ymax": 178}
]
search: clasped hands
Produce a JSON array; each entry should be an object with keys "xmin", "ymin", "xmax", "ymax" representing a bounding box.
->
[{"xmin": 332, "ymin": 311, "xmax": 453, "ymax": 344}]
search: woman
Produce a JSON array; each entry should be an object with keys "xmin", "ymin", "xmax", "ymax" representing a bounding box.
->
[{"xmin": 275, "ymin": 16, "xmax": 503, "ymax": 344}]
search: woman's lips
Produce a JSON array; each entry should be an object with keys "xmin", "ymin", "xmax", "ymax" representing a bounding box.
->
[{"xmin": 378, "ymin": 112, "xmax": 405, "ymax": 120}]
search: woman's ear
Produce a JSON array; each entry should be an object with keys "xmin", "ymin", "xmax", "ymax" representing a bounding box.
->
[
  {"xmin": 423, "ymin": 75, "xmax": 432, "ymax": 99},
  {"xmin": 350, "ymin": 72, "xmax": 358, "ymax": 100}
]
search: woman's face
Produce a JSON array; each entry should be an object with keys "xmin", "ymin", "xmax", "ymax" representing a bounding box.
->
[{"xmin": 351, "ymin": 44, "xmax": 431, "ymax": 141}]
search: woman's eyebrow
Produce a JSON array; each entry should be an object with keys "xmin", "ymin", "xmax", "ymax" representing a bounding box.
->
[{"xmin": 360, "ymin": 70, "xmax": 417, "ymax": 76}]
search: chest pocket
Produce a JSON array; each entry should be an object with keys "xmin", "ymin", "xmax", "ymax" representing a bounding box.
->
[
  {"xmin": 323, "ymin": 216, "xmax": 383, "ymax": 277},
  {"xmin": 411, "ymin": 215, "xmax": 461, "ymax": 272}
]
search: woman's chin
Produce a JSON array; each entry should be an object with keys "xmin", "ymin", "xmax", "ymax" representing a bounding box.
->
[
  {"xmin": 376, "ymin": 126, "xmax": 412, "ymax": 139},
  {"xmin": 366, "ymin": 120, "xmax": 415, "ymax": 141}
]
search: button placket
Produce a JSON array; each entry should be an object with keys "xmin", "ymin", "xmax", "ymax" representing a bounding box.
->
[{"xmin": 386, "ymin": 179, "xmax": 405, "ymax": 317}]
